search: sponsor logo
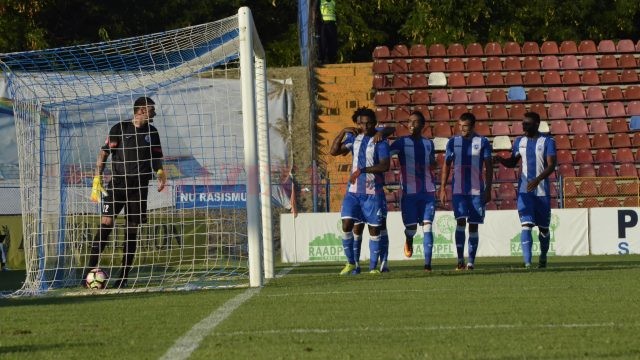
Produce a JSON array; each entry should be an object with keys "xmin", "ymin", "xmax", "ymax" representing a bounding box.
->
[{"xmin": 308, "ymin": 220, "xmax": 343, "ymax": 261}]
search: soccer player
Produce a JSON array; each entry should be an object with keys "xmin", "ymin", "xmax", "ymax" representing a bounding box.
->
[
  {"xmin": 494, "ymin": 112, "xmax": 557, "ymax": 269},
  {"xmin": 440, "ymin": 112, "xmax": 492, "ymax": 270},
  {"xmin": 85, "ymin": 97, "xmax": 167, "ymax": 288},
  {"xmin": 330, "ymin": 107, "xmax": 390, "ymax": 275},
  {"xmin": 389, "ymin": 111, "xmax": 437, "ymax": 271}
]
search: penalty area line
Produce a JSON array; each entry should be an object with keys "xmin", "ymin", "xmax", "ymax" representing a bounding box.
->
[{"xmin": 159, "ymin": 265, "xmax": 297, "ymax": 360}]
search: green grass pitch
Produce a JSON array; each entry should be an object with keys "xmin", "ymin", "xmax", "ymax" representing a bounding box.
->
[{"xmin": 1, "ymin": 255, "xmax": 640, "ymax": 359}]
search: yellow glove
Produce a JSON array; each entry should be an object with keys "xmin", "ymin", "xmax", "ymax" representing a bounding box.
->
[
  {"xmin": 156, "ymin": 169, "xmax": 167, "ymax": 192},
  {"xmin": 90, "ymin": 175, "xmax": 107, "ymax": 203}
]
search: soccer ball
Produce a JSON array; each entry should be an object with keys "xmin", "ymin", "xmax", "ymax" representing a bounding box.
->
[{"xmin": 85, "ymin": 268, "xmax": 108, "ymax": 289}]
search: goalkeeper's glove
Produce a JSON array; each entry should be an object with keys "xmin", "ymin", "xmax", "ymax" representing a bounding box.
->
[
  {"xmin": 90, "ymin": 175, "xmax": 107, "ymax": 203},
  {"xmin": 156, "ymin": 169, "xmax": 167, "ymax": 192}
]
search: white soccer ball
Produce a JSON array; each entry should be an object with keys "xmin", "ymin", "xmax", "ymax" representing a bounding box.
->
[{"xmin": 86, "ymin": 268, "xmax": 108, "ymax": 289}]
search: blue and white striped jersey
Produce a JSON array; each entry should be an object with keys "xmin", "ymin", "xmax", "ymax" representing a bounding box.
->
[
  {"xmin": 445, "ymin": 134, "xmax": 492, "ymax": 195},
  {"xmin": 389, "ymin": 136, "xmax": 436, "ymax": 195},
  {"xmin": 512, "ymin": 135, "xmax": 557, "ymax": 196}
]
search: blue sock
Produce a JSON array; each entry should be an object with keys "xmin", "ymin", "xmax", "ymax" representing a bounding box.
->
[
  {"xmin": 342, "ymin": 232, "xmax": 355, "ymax": 264},
  {"xmin": 423, "ymin": 223, "xmax": 433, "ymax": 266},
  {"xmin": 455, "ymin": 226, "xmax": 465, "ymax": 263},
  {"xmin": 369, "ymin": 236, "xmax": 380, "ymax": 270},
  {"xmin": 353, "ymin": 234, "xmax": 362, "ymax": 268},
  {"xmin": 521, "ymin": 227, "xmax": 533, "ymax": 265},
  {"xmin": 539, "ymin": 229, "xmax": 550, "ymax": 261},
  {"xmin": 468, "ymin": 232, "xmax": 478, "ymax": 265},
  {"xmin": 379, "ymin": 230, "xmax": 389, "ymax": 269}
]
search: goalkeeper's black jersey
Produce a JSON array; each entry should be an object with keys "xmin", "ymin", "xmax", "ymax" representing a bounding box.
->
[{"xmin": 101, "ymin": 120, "xmax": 163, "ymax": 188}]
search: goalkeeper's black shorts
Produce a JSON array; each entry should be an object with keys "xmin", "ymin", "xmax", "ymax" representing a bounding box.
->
[{"xmin": 101, "ymin": 183, "xmax": 149, "ymax": 225}]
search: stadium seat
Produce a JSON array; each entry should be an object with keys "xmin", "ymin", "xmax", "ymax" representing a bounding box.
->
[
  {"xmin": 550, "ymin": 120, "xmax": 569, "ymax": 134},
  {"xmin": 618, "ymin": 54, "xmax": 637, "ymax": 68},
  {"xmin": 485, "ymin": 201, "xmax": 498, "ymax": 210},
  {"xmin": 413, "ymin": 104, "xmax": 431, "ymax": 120},
  {"xmin": 529, "ymin": 103, "xmax": 548, "ymax": 119},
  {"xmin": 565, "ymin": 87, "xmax": 584, "ymax": 103},
  {"xmin": 577, "ymin": 163, "xmax": 596, "ymax": 177},
  {"xmin": 581, "ymin": 70, "xmax": 600, "ymax": 85},
  {"xmin": 433, "ymin": 121, "xmax": 452, "ymax": 137},
  {"xmin": 633, "ymin": 132, "xmax": 640, "ymax": 147},
  {"xmin": 567, "ymin": 103, "xmax": 587, "ymax": 119},
  {"xmin": 390, "ymin": 44, "xmax": 409, "ymax": 57},
  {"xmin": 541, "ymin": 55, "xmax": 560, "ymax": 70},
  {"xmin": 563, "ymin": 198, "xmax": 580, "ymax": 208},
  {"xmin": 581, "ymin": 198, "xmax": 600, "ymax": 208},
  {"xmin": 621, "ymin": 69, "xmax": 639, "ymax": 83},
  {"xmin": 490, "ymin": 104, "xmax": 509, "ymax": 120},
  {"xmin": 616, "ymin": 39, "xmax": 635, "ymax": 52},
  {"xmin": 559, "ymin": 40, "xmax": 578, "ymax": 54},
  {"xmin": 604, "ymin": 86, "xmax": 624, "ymax": 101},
  {"xmin": 630, "ymin": 116, "xmax": 640, "ymax": 131},
  {"xmin": 522, "ymin": 56, "xmax": 540, "ymax": 70},
  {"xmin": 496, "ymin": 183, "xmax": 517, "ymax": 200},
  {"xmin": 373, "ymin": 45, "xmax": 390, "ymax": 58},
  {"xmin": 505, "ymin": 71, "xmax": 523, "ymax": 85},
  {"xmin": 627, "ymin": 101, "xmax": 640, "ymax": 116},
  {"xmin": 451, "ymin": 89, "xmax": 468, "ymax": 103},
  {"xmin": 430, "ymin": 89, "xmax": 449, "ymax": 104},
  {"xmin": 557, "ymin": 163, "xmax": 576, "ymax": 177},
  {"xmin": 408, "ymin": 58, "xmax": 428, "ymax": 72},
  {"xmin": 589, "ymin": 119, "xmax": 609, "ymax": 133},
  {"xmin": 610, "ymin": 118, "xmax": 629, "ymax": 133},
  {"xmin": 560, "ymin": 55, "xmax": 579, "ymax": 69},
  {"xmin": 507, "ymin": 86, "xmax": 527, "ymax": 101},
  {"xmin": 410, "ymin": 73, "xmax": 428, "ymax": 88},
  {"xmin": 466, "ymin": 57, "xmax": 484, "ymax": 71},
  {"xmin": 496, "ymin": 165, "xmax": 517, "ymax": 181},
  {"xmin": 474, "ymin": 121, "xmax": 491, "ymax": 136},
  {"xmin": 522, "ymin": 41, "xmax": 540, "ymax": 54},
  {"xmin": 541, "ymin": 40, "xmax": 559, "ymax": 54},
  {"xmin": 585, "ymin": 86, "xmax": 604, "ymax": 101},
  {"xmin": 618, "ymin": 163, "xmax": 638, "ymax": 177},
  {"xmin": 625, "ymin": 86, "xmax": 640, "ymax": 100},
  {"xmin": 578, "ymin": 40, "xmax": 596, "ymax": 53},
  {"xmin": 562, "ymin": 70, "xmax": 580, "ymax": 85},
  {"xmin": 465, "ymin": 42, "xmax": 483, "ymax": 56},
  {"xmin": 527, "ymin": 88, "xmax": 546, "ymax": 102},
  {"xmin": 539, "ymin": 120, "xmax": 550, "ymax": 133},
  {"xmin": 620, "ymin": 181, "xmax": 639, "ymax": 196},
  {"xmin": 393, "ymin": 106, "xmax": 411, "ymax": 121},
  {"xmin": 511, "ymin": 120, "xmax": 524, "ymax": 134},
  {"xmin": 470, "ymin": 89, "xmax": 488, "ymax": 103},
  {"xmin": 600, "ymin": 70, "xmax": 619, "ymax": 84},
  {"xmin": 467, "ymin": 72, "xmax": 485, "ymax": 87},
  {"xmin": 509, "ymin": 104, "xmax": 527, "ymax": 120},
  {"xmin": 572, "ymin": 133, "xmax": 591, "ymax": 149},
  {"xmin": 428, "ymin": 58, "xmax": 446, "ymax": 71},
  {"xmin": 393, "ymin": 121, "xmax": 411, "ymax": 136},
  {"xmin": 484, "ymin": 42, "xmax": 502, "ymax": 55},
  {"xmin": 375, "ymin": 107, "xmax": 392, "ymax": 122},
  {"xmin": 390, "ymin": 59, "xmax": 409, "ymax": 73},
  {"xmin": 471, "ymin": 104, "xmax": 489, "ymax": 120},
  {"xmin": 606, "ymin": 102, "xmax": 626, "ymax": 117},
  {"xmin": 599, "ymin": 54, "xmax": 617, "ymax": 69},
  {"xmin": 503, "ymin": 41, "xmax": 521, "ymax": 55},
  {"xmin": 372, "ymin": 60, "xmax": 390, "ymax": 73},
  {"xmin": 492, "ymin": 121, "xmax": 511, "ymax": 136},
  {"xmin": 448, "ymin": 72, "xmax": 466, "ymax": 87},
  {"xmin": 409, "ymin": 44, "xmax": 427, "ymax": 57},
  {"xmin": 499, "ymin": 199, "xmax": 517, "ymax": 210},
  {"xmin": 374, "ymin": 91, "xmax": 393, "ymax": 105},
  {"xmin": 591, "ymin": 133, "xmax": 611, "ymax": 149},
  {"xmin": 573, "ymin": 148, "xmax": 593, "ymax": 164},
  {"xmin": 432, "ymin": 105, "xmax": 450, "ymax": 120},
  {"xmin": 543, "ymin": 70, "xmax": 561, "ymax": 85},
  {"xmin": 579, "ymin": 55, "xmax": 598, "ymax": 69},
  {"xmin": 447, "ymin": 58, "xmax": 465, "ymax": 71},
  {"xmin": 567, "ymin": 119, "xmax": 590, "ymax": 134},
  {"xmin": 428, "ymin": 72, "xmax": 447, "ymax": 86},
  {"xmin": 447, "ymin": 43, "xmax": 465, "ymax": 56},
  {"xmin": 489, "ymin": 89, "xmax": 507, "ymax": 103},
  {"xmin": 486, "ymin": 72, "xmax": 504, "ymax": 86},
  {"xmin": 548, "ymin": 103, "xmax": 567, "ymax": 119},
  {"xmin": 544, "ymin": 88, "xmax": 564, "ymax": 102},
  {"xmin": 503, "ymin": 56, "xmax": 521, "ymax": 70},
  {"xmin": 451, "ymin": 104, "xmax": 469, "ymax": 120},
  {"xmin": 602, "ymin": 198, "xmax": 622, "ymax": 207},
  {"xmin": 412, "ymin": 89, "xmax": 429, "ymax": 105},
  {"xmin": 556, "ymin": 149, "xmax": 573, "ymax": 164},
  {"xmin": 597, "ymin": 39, "xmax": 616, "ymax": 53},
  {"xmin": 394, "ymin": 90, "xmax": 411, "ymax": 105},
  {"xmin": 372, "ymin": 74, "xmax": 389, "ymax": 89},
  {"xmin": 523, "ymin": 71, "xmax": 543, "ymax": 85},
  {"xmin": 587, "ymin": 102, "xmax": 606, "ymax": 118},
  {"xmin": 421, "ymin": 124, "xmax": 433, "ymax": 138},
  {"xmin": 597, "ymin": 163, "xmax": 617, "ymax": 177},
  {"xmin": 579, "ymin": 179, "xmax": 599, "ymax": 195},
  {"xmin": 614, "ymin": 148, "xmax": 635, "ymax": 163},
  {"xmin": 428, "ymin": 43, "xmax": 446, "ymax": 57},
  {"xmin": 485, "ymin": 56, "xmax": 504, "ymax": 71},
  {"xmin": 612, "ymin": 133, "xmax": 631, "ymax": 148},
  {"xmin": 554, "ymin": 134, "xmax": 571, "ymax": 149},
  {"xmin": 391, "ymin": 74, "xmax": 410, "ymax": 89}
]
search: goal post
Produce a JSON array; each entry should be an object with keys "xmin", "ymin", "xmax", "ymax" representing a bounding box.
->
[{"xmin": 0, "ymin": 6, "xmax": 272, "ymax": 295}]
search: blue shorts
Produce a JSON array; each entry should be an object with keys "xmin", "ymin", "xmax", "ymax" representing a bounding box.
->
[
  {"xmin": 517, "ymin": 193, "xmax": 551, "ymax": 228},
  {"xmin": 341, "ymin": 192, "xmax": 387, "ymax": 226},
  {"xmin": 400, "ymin": 192, "xmax": 436, "ymax": 226},
  {"xmin": 452, "ymin": 194, "xmax": 485, "ymax": 224}
]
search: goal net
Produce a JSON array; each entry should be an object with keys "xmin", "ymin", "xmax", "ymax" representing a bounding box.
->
[{"xmin": 0, "ymin": 7, "xmax": 272, "ymax": 295}]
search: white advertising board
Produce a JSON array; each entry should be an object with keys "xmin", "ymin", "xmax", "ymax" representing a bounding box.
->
[{"xmin": 589, "ymin": 207, "xmax": 640, "ymax": 255}]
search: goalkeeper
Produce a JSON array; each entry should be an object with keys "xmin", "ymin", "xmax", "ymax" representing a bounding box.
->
[{"xmin": 84, "ymin": 96, "xmax": 167, "ymax": 289}]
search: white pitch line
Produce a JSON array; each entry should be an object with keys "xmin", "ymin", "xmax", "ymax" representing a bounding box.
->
[
  {"xmin": 209, "ymin": 322, "xmax": 636, "ymax": 337},
  {"xmin": 159, "ymin": 265, "xmax": 297, "ymax": 360}
]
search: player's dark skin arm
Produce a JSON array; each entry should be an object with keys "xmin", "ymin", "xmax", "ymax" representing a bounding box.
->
[
  {"xmin": 493, "ymin": 154, "xmax": 519, "ymax": 168},
  {"xmin": 526, "ymin": 155, "xmax": 557, "ymax": 192},
  {"xmin": 329, "ymin": 128, "xmax": 354, "ymax": 156},
  {"xmin": 348, "ymin": 157, "xmax": 390, "ymax": 184},
  {"xmin": 94, "ymin": 150, "xmax": 109, "ymax": 176},
  {"xmin": 483, "ymin": 157, "xmax": 493, "ymax": 204},
  {"xmin": 372, "ymin": 126, "xmax": 395, "ymax": 143}
]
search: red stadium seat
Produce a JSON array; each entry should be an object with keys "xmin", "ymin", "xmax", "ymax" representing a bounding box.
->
[
  {"xmin": 496, "ymin": 183, "xmax": 517, "ymax": 200},
  {"xmin": 554, "ymin": 134, "xmax": 571, "ymax": 150},
  {"xmin": 616, "ymin": 39, "xmax": 635, "ymax": 53},
  {"xmin": 421, "ymin": 124, "xmax": 433, "ymax": 138},
  {"xmin": 373, "ymin": 45, "xmax": 390, "ymax": 58},
  {"xmin": 522, "ymin": 56, "xmax": 541, "ymax": 70},
  {"xmin": 559, "ymin": 40, "xmax": 578, "ymax": 54},
  {"xmin": 432, "ymin": 105, "xmax": 450, "ymax": 121},
  {"xmin": 587, "ymin": 102, "xmax": 606, "ymax": 118},
  {"xmin": 597, "ymin": 39, "xmax": 616, "ymax": 53},
  {"xmin": 560, "ymin": 55, "xmax": 579, "ymax": 69},
  {"xmin": 510, "ymin": 120, "xmax": 524, "ymax": 134},
  {"xmin": 469, "ymin": 89, "xmax": 488, "ymax": 103},
  {"xmin": 390, "ymin": 59, "xmax": 409, "ymax": 73},
  {"xmin": 569, "ymin": 119, "xmax": 589, "ymax": 134},
  {"xmin": 543, "ymin": 70, "xmax": 561, "ymax": 85},
  {"xmin": 465, "ymin": 43, "xmax": 484, "ymax": 56},
  {"xmin": 466, "ymin": 57, "xmax": 484, "ymax": 71},
  {"xmin": 391, "ymin": 74, "xmax": 410, "ymax": 89},
  {"xmin": 585, "ymin": 86, "xmax": 604, "ymax": 101},
  {"xmin": 599, "ymin": 54, "xmax": 617, "ymax": 69},
  {"xmin": 563, "ymin": 198, "xmax": 580, "ymax": 208},
  {"xmin": 509, "ymin": 104, "xmax": 527, "ymax": 120},
  {"xmin": 447, "ymin": 43, "xmax": 465, "ymax": 56},
  {"xmin": 597, "ymin": 163, "xmax": 617, "ymax": 178},
  {"xmin": 628, "ymin": 101, "xmax": 640, "ymax": 116},
  {"xmin": 496, "ymin": 166, "xmax": 517, "ymax": 181},
  {"xmin": 393, "ymin": 106, "xmax": 411, "ymax": 121},
  {"xmin": 528, "ymin": 88, "xmax": 547, "ymax": 102},
  {"xmin": 522, "ymin": 41, "xmax": 540, "ymax": 54},
  {"xmin": 602, "ymin": 198, "xmax": 622, "ymax": 207},
  {"xmin": 618, "ymin": 163, "xmax": 638, "ymax": 177},
  {"xmin": 474, "ymin": 121, "xmax": 491, "ymax": 136},
  {"xmin": 562, "ymin": 70, "xmax": 580, "ymax": 85},
  {"xmin": 413, "ymin": 105, "xmax": 430, "ymax": 120},
  {"xmin": 577, "ymin": 163, "xmax": 596, "ymax": 177},
  {"xmin": 410, "ymin": 73, "xmax": 428, "ymax": 88},
  {"xmin": 451, "ymin": 104, "xmax": 469, "ymax": 120},
  {"xmin": 618, "ymin": 54, "xmax": 637, "ymax": 68},
  {"xmin": 505, "ymin": 71, "xmax": 523, "ymax": 85},
  {"xmin": 572, "ymin": 133, "xmax": 591, "ymax": 149},
  {"xmin": 591, "ymin": 133, "xmax": 611, "ymax": 149},
  {"xmin": 600, "ymin": 70, "xmax": 619, "ymax": 84},
  {"xmin": 529, "ymin": 103, "xmax": 548, "ymax": 119},
  {"xmin": 408, "ymin": 58, "xmax": 428, "ymax": 72},
  {"xmin": 448, "ymin": 72, "xmax": 466, "ymax": 87},
  {"xmin": 372, "ymin": 60, "xmax": 390, "ymax": 73},
  {"xmin": 633, "ymin": 133, "xmax": 640, "ymax": 147},
  {"xmin": 432, "ymin": 121, "xmax": 452, "ymax": 137},
  {"xmin": 621, "ymin": 69, "xmax": 639, "ymax": 83},
  {"xmin": 574, "ymin": 149, "xmax": 593, "ymax": 164},
  {"xmin": 625, "ymin": 85, "xmax": 640, "ymax": 100},
  {"xmin": 390, "ymin": 44, "xmax": 409, "ymax": 57},
  {"xmin": 612, "ymin": 133, "xmax": 631, "ymax": 148},
  {"xmin": 375, "ymin": 107, "xmax": 392, "ymax": 122},
  {"xmin": 550, "ymin": 120, "xmax": 569, "ymax": 134},
  {"xmin": 485, "ymin": 57, "xmax": 503, "ymax": 71},
  {"xmin": 581, "ymin": 198, "xmax": 600, "ymax": 208},
  {"xmin": 409, "ymin": 44, "xmax": 427, "ymax": 57},
  {"xmin": 484, "ymin": 42, "xmax": 502, "ymax": 55},
  {"xmin": 545, "ymin": 88, "xmax": 564, "ymax": 102},
  {"xmin": 589, "ymin": 119, "xmax": 609, "ymax": 133},
  {"xmin": 428, "ymin": 58, "xmax": 446, "ymax": 71},
  {"xmin": 581, "ymin": 70, "xmax": 600, "ymax": 85},
  {"xmin": 610, "ymin": 118, "xmax": 629, "ymax": 133},
  {"xmin": 486, "ymin": 72, "xmax": 504, "ymax": 86},
  {"xmin": 467, "ymin": 72, "xmax": 485, "ymax": 87},
  {"xmin": 557, "ymin": 163, "xmax": 576, "ymax": 177},
  {"xmin": 565, "ymin": 87, "xmax": 584, "ymax": 103},
  {"xmin": 500, "ymin": 199, "xmax": 517, "ymax": 210},
  {"xmin": 412, "ymin": 89, "xmax": 429, "ymax": 105},
  {"xmin": 579, "ymin": 179, "xmax": 599, "ymax": 195},
  {"xmin": 541, "ymin": 55, "xmax": 560, "ymax": 70},
  {"xmin": 372, "ymin": 74, "xmax": 390, "ymax": 89},
  {"xmin": 430, "ymin": 89, "xmax": 449, "ymax": 104},
  {"xmin": 393, "ymin": 122, "xmax": 411, "ymax": 136},
  {"xmin": 428, "ymin": 43, "xmax": 446, "ymax": 57},
  {"xmin": 489, "ymin": 89, "xmax": 507, "ymax": 103},
  {"xmin": 503, "ymin": 56, "xmax": 521, "ymax": 70},
  {"xmin": 578, "ymin": 40, "xmax": 596, "ymax": 53},
  {"xmin": 394, "ymin": 90, "xmax": 411, "ymax": 105},
  {"xmin": 374, "ymin": 91, "xmax": 393, "ymax": 105},
  {"xmin": 447, "ymin": 58, "xmax": 465, "ymax": 71},
  {"xmin": 541, "ymin": 41, "xmax": 559, "ymax": 54},
  {"xmin": 523, "ymin": 71, "xmax": 543, "ymax": 85},
  {"xmin": 579, "ymin": 55, "xmax": 598, "ymax": 69},
  {"xmin": 605, "ymin": 86, "xmax": 624, "ymax": 101},
  {"xmin": 503, "ymin": 41, "xmax": 521, "ymax": 55},
  {"xmin": 567, "ymin": 103, "xmax": 587, "ymax": 119},
  {"xmin": 556, "ymin": 149, "xmax": 573, "ymax": 164},
  {"xmin": 615, "ymin": 148, "xmax": 635, "ymax": 163},
  {"xmin": 486, "ymin": 201, "xmax": 498, "ymax": 210},
  {"xmin": 491, "ymin": 120, "xmax": 511, "ymax": 135},
  {"xmin": 451, "ymin": 89, "xmax": 468, "ymax": 103},
  {"xmin": 490, "ymin": 104, "xmax": 509, "ymax": 120},
  {"xmin": 471, "ymin": 104, "xmax": 489, "ymax": 120},
  {"xmin": 548, "ymin": 103, "xmax": 567, "ymax": 119},
  {"xmin": 606, "ymin": 102, "xmax": 626, "ymax": 117}
]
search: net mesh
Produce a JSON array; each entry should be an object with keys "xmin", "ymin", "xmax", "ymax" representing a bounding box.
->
[{"xmin": 0, "ymin": 13, "xmax": 265, "ymax": 295}]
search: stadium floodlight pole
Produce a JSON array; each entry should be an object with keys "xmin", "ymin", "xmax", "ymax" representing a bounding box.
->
[{"xmin": 239, "ymin": 6, "xmax": 265, "ymax": 287}]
